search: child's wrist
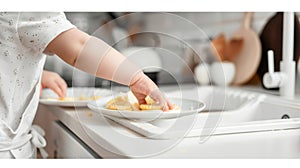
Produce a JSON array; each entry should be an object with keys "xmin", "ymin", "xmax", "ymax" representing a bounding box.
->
[
  {"xmin": 129, "ymin": 71, "xmax": 145, "ymax": 87},
  {"xmin": 129, "ymin": 72, "xmax": 158, "ymax": 95}
]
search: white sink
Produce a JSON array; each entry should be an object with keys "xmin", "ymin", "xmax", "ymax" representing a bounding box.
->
[
  {"xmin": 104, "ymin": 86, "xmax": 300, "ymax": 158},
  {"xmin": 108, "ymin": 86, "xmax": 300, "ymax": 139},
  {"xmin": 166, "ymin": 86, "xmax": 259, "ymax": 112}
]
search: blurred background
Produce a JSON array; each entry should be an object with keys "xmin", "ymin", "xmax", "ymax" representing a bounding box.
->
[{"xmin": 44, "ymin": 12, "xmax": 299, "ymax": 88}]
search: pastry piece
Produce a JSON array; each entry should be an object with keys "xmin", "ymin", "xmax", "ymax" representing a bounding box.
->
[
  {"xmin": 56, "ymin": 95, "xmax": 102, "ymax": 101},
  {"xmin": 145, "ymin": 95, "xmax": 155, "ymax": 104},
  {"xmin": 139, "ymin": 104, "xmax": 162, "ymax": 110},
  {"xmin": 105, "ymin": 92, "xmax": 180, "ymax": 111},
  {"xmin": 140, "ymin": 103, "xmax": 180, "ymax": 110},
  {"xmin": 78, "ymin": 95, "xmax": 102, "ymax": 100},
  {"xmin": 105, "ymin": 95, "xmax": 137, "ymax": 111},
  {"xmin": 58, "ymin": 97, "xmax": 75, "ymax": 101}
]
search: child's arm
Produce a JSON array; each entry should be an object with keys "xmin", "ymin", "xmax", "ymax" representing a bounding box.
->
[
  {"xmin": 46, "ymin": 28, "xmax": 173, "ymax": 110},
  {"xmin": 41, "ymin": 70, "xmax": 67, "ymax": 98}
]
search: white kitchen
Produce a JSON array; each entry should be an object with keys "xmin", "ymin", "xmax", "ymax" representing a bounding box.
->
[
  {"xmin": 1, "ymin": 1, "xmax": 300, "ymax": 166},
  {"xmin": 30, "ymin": 11, "xmax": 300, "ymax": 159}
]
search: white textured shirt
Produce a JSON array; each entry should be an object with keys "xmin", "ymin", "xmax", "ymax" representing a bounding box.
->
[{"xmin": 0, "ymin": 12, "xmax": 74, "ymax": 158}]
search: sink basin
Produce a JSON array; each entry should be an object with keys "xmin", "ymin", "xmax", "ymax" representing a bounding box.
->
[
  {"xmin": 104, "ymin": 86, "xmax": 300, "ymax": 158},
  {"xmin": 98, "ymin": 85, "xmax": 300, "ymax": 158},
  {"xmin": 252, "ymin": 96, "xmax": 300, "ymax": 120},
  {"xmin": 166, "ymin": 86, "xmax": 259, "ymax": 112},
  {"xmin": 107, "ymin": 86, "xmax": 300, "ymax": 140}
]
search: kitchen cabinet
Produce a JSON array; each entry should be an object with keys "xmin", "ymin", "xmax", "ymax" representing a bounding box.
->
[
  {"xmin": 51, "ymin": 121, "xmax": 100, "ymax": 158},
  {"xmin": 34, "ymin": 104, "xmax": 101, "ymax": 158}
]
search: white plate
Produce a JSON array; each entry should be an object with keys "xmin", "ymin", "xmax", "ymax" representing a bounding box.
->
[
  {"xmin": 87, "ymin": 96, "xmax": 205, "ymax": 120},
  {"xmin": 39, "ymin": 87, "xmax": 113, "ymax": 107}
]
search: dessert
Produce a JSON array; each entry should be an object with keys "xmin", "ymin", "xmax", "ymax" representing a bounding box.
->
[
  {"xmin": 48, "ymin": 95, "xmax": 102, "ymax": 101},
  {"xmin": 105, "ymin": 92, "xmax": 178, "ymax": 111}
]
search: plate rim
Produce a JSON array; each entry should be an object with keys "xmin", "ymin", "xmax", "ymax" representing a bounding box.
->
[
  {"xmin": 39, "ymin": 87, "xmax": 113, "ymax": 107},
  {"xmin": 87, "ymin": 96, "xmax": 206, "ymax": 120}
]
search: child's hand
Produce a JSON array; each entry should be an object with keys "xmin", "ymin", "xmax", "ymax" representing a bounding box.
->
[
  {"xmin": 40, "ymin": 70, "xmax": 67, "ymax": 98},
  {"xmin": 130, "ymin": 73, "xmax": 173, "ymax": 111}
]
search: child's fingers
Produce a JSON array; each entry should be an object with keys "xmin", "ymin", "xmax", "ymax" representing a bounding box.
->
[
  {"xmin": 166, "ymin": 99, "xmax": 174, "ymax": 110},
  {"xmin": 161, "ymin": 100, "xmax": 169, "ymax": 111},
  {"xmin": 149, "ymin": 89, "xmax": 171, "ymax": 111},
  {"xmin": 131, "ymin": 91, "xmax": 147, "ymax": 104},
  {"xmin": 55, "ymin": 79, "xmax": 67, "ymax": 97},
  {"xmin": 49, "ymin": 82, "xmax": 64, "ymax": 98}
]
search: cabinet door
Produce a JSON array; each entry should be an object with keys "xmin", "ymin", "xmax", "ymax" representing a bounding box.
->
[{"xmin": 52, "ymin": 121, "xmax": 99, "ymax": 158}]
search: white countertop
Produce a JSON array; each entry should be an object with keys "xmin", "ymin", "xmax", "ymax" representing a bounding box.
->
[
  {"xmin": 43, "ymin": 83, "xmax": 300, "ymax": 158},
  {"xmin": 47, "ymin": 104, "xmax": 208, "ymax": 158},
  {"xmin": 45, "ymin": 84, "xmax": 202, "ymax": 158}
]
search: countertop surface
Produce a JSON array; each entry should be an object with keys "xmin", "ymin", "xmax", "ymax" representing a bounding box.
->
[
  {"xmin": 47, "ymin": 104, "xmax": 199, "ymax": 158},
  {"xmin": 45, "ymin": 84, "xmax": 201, "ymax": 158},
  {"xmin": 43, "ymin": 83, "xmax": 300, "ymax": 158}
]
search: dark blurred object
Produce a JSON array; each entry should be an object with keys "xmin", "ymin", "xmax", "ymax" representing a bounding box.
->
[
  {"xmin": 257, "ymin": 12, "xmax": 300, "ymax": 89},
  {"xmin": 144, "ymin": 72, "xmax": 158, "ymax": 84}
]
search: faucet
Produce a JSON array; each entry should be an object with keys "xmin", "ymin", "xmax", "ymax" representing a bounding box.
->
[{"xmin": 263, "ymin": 12, "xmax": 296, "ymax": 98}]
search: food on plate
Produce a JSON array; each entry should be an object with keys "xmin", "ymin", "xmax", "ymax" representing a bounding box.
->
[
  {"xmin": 105, "ymin": 94, "xmax": 140, "ymax": 111},
  {"xmin": 145, "ymin": 95, "xmax": 155, "ymax": 104},
  {"xmin": 139, "ymin": 104, "xmax": 164, "ymax": 110},
  {"xmin": 48, "ymin": 95, "xmax": 102, "ymax": 101},
  {"xmin": 139, "ymin": 102, "xmax": 179, "ymax": 110},
  {"xmin": 57, "ymin": 97, "xmax": 75, "ymax": 101},
  {"xmin": 105, "ymin": 92, "xmax": 179, "ymax": 111}
]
